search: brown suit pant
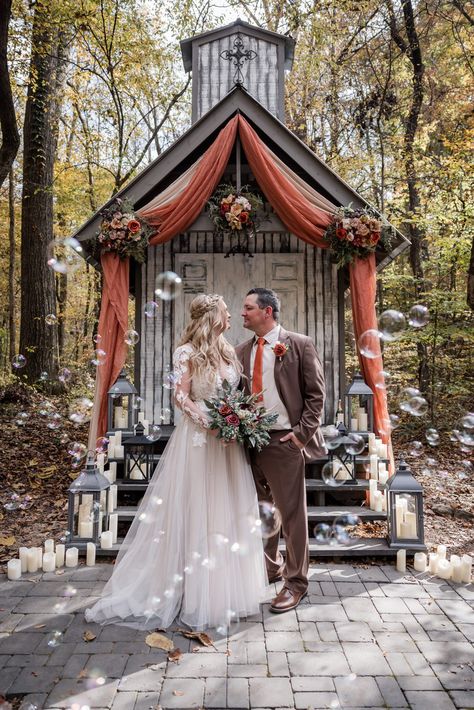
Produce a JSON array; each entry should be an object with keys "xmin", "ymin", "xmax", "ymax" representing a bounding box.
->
[{"xmin": 250, "ymin": 430, "xmax": 309, "ymax": 594}]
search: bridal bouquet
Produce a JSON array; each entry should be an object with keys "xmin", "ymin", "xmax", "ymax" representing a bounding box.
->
[{"xmin": 204, "ymin": 380, "xmax": 278, "ymax": 451}]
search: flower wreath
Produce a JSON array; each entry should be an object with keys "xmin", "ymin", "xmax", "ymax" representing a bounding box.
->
[
  {"xmin": 324, "ymin": 206, "xmax": 393, "ymax": 268},
  {"xmin": 208, "ymin": 184, "xmax": 263, "ymax": 239},
  {"xmin": 94, "ymin": 198, "xmax": 153, "ymax": 263}
]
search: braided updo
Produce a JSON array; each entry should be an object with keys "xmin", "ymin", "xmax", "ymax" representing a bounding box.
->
[{"xmin": 178, "ymin": 293, "xmax": 241, "ymax": 384}]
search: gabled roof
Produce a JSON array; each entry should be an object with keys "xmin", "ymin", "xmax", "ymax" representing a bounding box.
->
[
  {"xmin": 72, "ymin": 85, "xmax": 409, "ymax": 271},
  {"xmin": 180, "ymin": 18, "xmax": 295, "ymax": 72}
]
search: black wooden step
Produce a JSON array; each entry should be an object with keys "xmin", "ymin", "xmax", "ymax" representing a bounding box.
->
[
  {"xmin": 307, "ymin": 506, "xmax": 386, "ymax": 522},
  {"xmin": 305, "ymin": 479, "xmax": 385, "ymax": 491}
]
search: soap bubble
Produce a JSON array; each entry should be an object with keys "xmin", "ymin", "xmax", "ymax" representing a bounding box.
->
[
  {"xmin": 95, "ymin": 437, "xmax": 109, "ymax": 454},
  {"xmin": 375, "ymin": 370, "xmax": 391, "ymax": 390},
  {"xmin": 344, "ymin": 433, "xmax": 365, "ymax": 456},
  {"xmin": 109, "ymin": 385, "xmax": 121, "ymax": 399},
  {"xmin": 162, "ymin": 366, "xmax": 178, "ymax": 390},
  {"xmin": 408, "ymin": 396, "xmax": 428, "ymax": 417},
  {"xmin": 389, "ymin": 413, "xmax": 400, "ymax": 430},
  {"xmin": 425, "ymin": 428, "xmax": 440, "ymax": 446},
  {"xmin": 408, "ymin": 304, "xmax": 429, "ymax": 328},
  {"xmin": 39, "ymin": 371, "xmax": 49, "ymax": 381},
  {"xmin": 47, "ymin": 412, "xmax": 62, "ymax": 430},
  {"xmin": 158, "ymin": 407, "xmax": 171, "ymax": 423},
  {"xmin": 12, "ymin": 354, "xmax": 26, "ymax": 369},
  {"xmin": 45, "ymin": 314, "xmax": 58, "ymax": 325},
  {"xmin": 314, "ymin": 522, "xmax": 332, "ymax": 544},
  {"xmin": 330, "ymin": 514, "xmax": 362, "ymax": 547},
  {"xmin": 69, "ymin": 397, "xmax": 93, "ymax": 424},
  {"xmin": 47, "ymin": 237, "xmax": 82, "ymax": 274},
  {"xmin": 322, "ymin": 425, "xmax": 341, "ymax": 450},
  {"xmin": 132, "ymin": 395, "xmax": 144, "ymax": 410},
  {"xmin": 14, "ymin": 411, "xmax": 29, "ymax": 426},
  {"xmin": 321, "ymin": 460, "xmax": 347, "ymax": 486},
  {"xmin": 257, "ymin": 501, "xmax": 282, "ymax": 539},
  {"xmin": 401, "ymin": 386, "xmax": 421, "ymax": 400},
  {"xmin": 358, "ymin": 329, "xmax": 382, "ymax": 359},
  {"xmin": 91, "ymin": 349, "xmax": 107, "ymax": 367},
  {"xmin": 408, "ymin": 440, "xmax": 423, "ymax": 457},
  {"xmin": 146, "ymin": 424, "xmax": 162, "ymax": 442},
  {"xmin": 144, "ymin": 301, "xmax": 159, "ymax": 318},
  {"xmin": 3, "ymin": 493, "xmax": 21, "ymax": 511},
  {"xmin": 378, "ymin": 309, "xmax": 406, "ymax": 341},
  {"xmin": 93, "ymin": 333, "xmax": 102, "ymax": 344},
  {"xmin": 124, "ymin": 329, "xmax": 139, "ymax": 346},
  {"xmin": 333, "ymin": 512, "xmax": 361, "ymax": 529},
  {"xmin": 68, "ymin": 441, "xmax": 87, "ymax": 461},
  {"xmin": 39, "ymin": 400, "xmax": 54, "ymax": 416},
  {"xmin": 46, "ymin": 630, "xmax": 63, "ymax": 648},
  {"xmin": 155, "ymin": 271, "xmax": 182, "ymax": 301},
  {"xmin": 58, "ymin": 367, "xmax": 72, "ymax": 383},
  {"xmin": 455, "ymin": 413, "xmax": 474, "ymax": 446}
]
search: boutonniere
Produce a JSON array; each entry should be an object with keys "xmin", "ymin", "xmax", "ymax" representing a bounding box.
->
[{"xmin": 272, "ymin": 341, "xmax": 290, "ymax": 361}]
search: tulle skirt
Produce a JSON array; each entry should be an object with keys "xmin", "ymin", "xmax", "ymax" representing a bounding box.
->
[{"xmin": 85, "ymin": 416, "xmax": 268, "ymax": 630}]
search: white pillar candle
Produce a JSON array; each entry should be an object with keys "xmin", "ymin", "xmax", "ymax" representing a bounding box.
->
[
  {"xmin": 114, "ymin": 406, "xmax": 123, "ymax": 428},
  {"xmin": 379, "ymin": 469, "xmax": 389, "ymax": 486},
  {"xmin": 396, "ymin": 549, "xmax": 406, "ymax": 573},
  {"xmin": 42, "ymin": 552, "xmax": 56, "ymax": 572},
  {"xmin": 108, "ymin": 485, "xmax": 117, "ymax": 513},
  {"xmin": 414, "ymin": 552, "xmax": 427, "ymax": 572},
  {"xmin": 381, "ymin": 491, "xmax": 387, "ymax": 512},
  {"xmin": 100, "ymin": 531, "xmax": 113, "ymax": 550},
  {"xmin": 350, "ymin": 417, "xmax": 358, "ymax": 431},
  {"xmin": 373, "ymin": 490, "xmax": 383, "ymax": 512},
  {"xmin": 65, "ymin": 547, "xmax": 78, "ymax": 567},
  {"xmin": 55, "ymin": 544, "xmax": 65, "ymax": 568},
  {"xmin": 405, "ymin": 512, "xmax": 417, "ymax": 538},
  {"xmin": 369, "ymin": 480, "xmax": 378, "ymax": 510},
  {"xmin": 19, "ymin": 547, "xmax": 29, "ymax": 573},
  {"xmin": 114, "ymin": 445, "xmax": 124, "ymax": 459},
  {"xmin": 358, "ymin": 412, "xmax": 368, "ymax": 431},
  {"xmin": 451, "ymin": 559, "xmax": 464, "ymax": 583},
  {"xmin": 369, "ymin": 455, "xmax": 379, "ymax": 480},
  {"xmin": 108, "ymin": 462, "xmax": 117, "ymax": 482},
  {"xmin": 400, "ymin": 522, "xmax": 412, "ymax": 539},
  {"xmin": 44, "ymin": 539, "xmax": 54, "ymax": 554},
  {"xmin": 36, "ymin": 547, "xmax": 43, "ymax": 568},
  {"xmin": 138, "ymin": 410, "xmax": 145, "ymax": 422},
  {"xmin": 97, "ymin": 453, "xmax": 105, "ymax": 468},
  {"xmin": 86, "ymin": 542, "xmax": 96, "ymax": 566},
  {"xmin": 27, "ymin": 548, "xmax": 38, "ymax": 573},
  {"xmin": 109, "ymin": 513, "xmax": 118, "ymax": 544},
  {"xmin": 378, "ymin": 443, "xmax": 388, "ymax": 459},
  {"xmin": 437, "ymin": 558, "xmax": 452, "ymax": 580},
  {"xmin": 368, "ymin": 433, "xmax": 377, "ymax": 455},
  {"xmin": 82, "ymin": 494, "xmax": 93, "ymax": 506},
  {"xmin": 437, "ymin": 544, "xmax": 447, "ymax": 560},
  {"xmin": 428, "ymin": 552, "xmax": 438, "ymax": 574},
  {"xmin": 114, "ymin": 430, "xmax": 122, "ymax": 445},
  {"xmin": 461, "ymin": 555, "xmax": 472, "ymax": 584},
  {"xmin": 79, "ymin": 521, "xmax": 93, "ymax": 538},
  {"xmin": 7, "ymin": 559, "xmax": 22, "ymax": 580}
]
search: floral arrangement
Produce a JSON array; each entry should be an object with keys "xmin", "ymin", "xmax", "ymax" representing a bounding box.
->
[
  {"xmin": 208, "ymin": 184, "xmax": 263, "ymax": 239},
  {"xmin": 324, "ymin": 206, "xmax": 392, "ymax": 267},
  {"xmin": 95, "ymin": 198, "xmax": 152, "ymax": 263},
  {"xmin": 204, "ymin": 380, "xmax": 278, "ymax": 451}
]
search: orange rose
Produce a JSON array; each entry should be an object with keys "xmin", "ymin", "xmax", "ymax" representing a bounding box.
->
[
  {"xmin": 128, "ymin": 219, "xmax": 141, "ymax": 234},
  {"xmin": 239, "ymin": 211, "xmax": 249, "ymax": 223},
  {"xmin": 272, "ymin": 342, "xmax": 289, "ymax": 358}
]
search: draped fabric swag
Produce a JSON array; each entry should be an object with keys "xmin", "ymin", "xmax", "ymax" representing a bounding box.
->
[{"xmin": 90, "ymin": 114, "xmax": 391, "ymax": 462}]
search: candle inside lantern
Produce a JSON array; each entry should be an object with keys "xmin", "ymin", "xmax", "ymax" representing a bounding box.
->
[
  {"xmin": 19, "ymin": 546, "xmax": 29, "ymax": 573},
  {"xmin": 100, "ymin": 531, "xmax": 113, "ymax": 549},
  {"xmin": 358, "ymin": 412, "xmax": 368, "ymax": 431},
  {"xmin": 7, "ymin": 559, "xmax": 22, "ymax": 580},
  {"xmin": 414, "ymin": 552, "xmax": 427, "ymax": 572},
  {"xmin": 396, "ymin": 549, "xmax": 406, "ymax": 573},
  {"xmin": 79, "ymin": 521, "xmax": 93, "ymax": 538},
  {"xmin": 27, "ymin": 548, "xmax": 38, "ymax": 573},
  {"xmin": 350, "ymin": 417, "xmax": 358, "ymax": 431},
  {"xmin": 405, "ymin": 511, "xmax": 417, "ymax": 538},
  {"xmin": 55, "ymin": 544, "xmax": 65, "ymax": 568},
  {"xmin": 86, "ymin": 542, "xmax": 96, "ymax": 567},
  {"xmin": 65, "ymin": 547, "xmax": 78, "ymax": 567},
  {"xmin": 42, "ymin": 552, "xmax": 56, "ymax": 572},
  {"xmin": 114, "ymin": 405, "xmax": 123, "ymax": 428}
]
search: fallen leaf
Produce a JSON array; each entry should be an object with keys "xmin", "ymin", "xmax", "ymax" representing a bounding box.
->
[
  {"xmin": 0, "ymin": 536, "xmax": 15, "ymax": 546},
  {"xmin": 77, "ymin": 669, "xmax": 88, "ymax": 679},
  {"xmin": 82, "ymin": 630, "xmax": 96, "ymax": 642},
  {"xmin": 172, "ymin": 690, "xmax": 184, "ymax": 696},
  {"xmin": 177, "ymin": 628, "xmax": 214, "ymax": 647},
  {"xmin": 145, "ymin": 632, "xmax": 174, "ymax": 651},
  {"xmin": 168, "ymin": 647, "xmax": 182, "ymax": 663},
  {"xmin": 55, "ymin": 569, "xmax": 65, "ymax": 575},
  {"xmin": 225, "ymin": 649, "xmax": 232, "ymax": 656},
  {"xmin": 34, "ymin": 624, "xmax": 46, "ymax": 629}
]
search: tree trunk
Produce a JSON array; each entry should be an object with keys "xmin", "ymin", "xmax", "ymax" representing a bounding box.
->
[
  {"xmin": 468, "ymin": 233, "xmax": 474, "ymax": 310},
  {"xmin": 19, "ymin": 1, "xmax": 67, "ymax": 384},
  {"xmin": 0, "ymin": 0, "xmax": 20, "ymax": 190},
  {"xmin": 8, "ymin": 167, "xmax": 16, "ymax": 363}
]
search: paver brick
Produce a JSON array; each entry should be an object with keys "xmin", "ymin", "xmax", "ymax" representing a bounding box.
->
[
  {"xmin": 376, "ymin": 676, "xmax": 408, "ymax": 707},
  {"xmin": 0, "ymin": 632, "xmax": 44, "ymax": 654},
  {"xmin": 335, "ymin": 675, "xmax": 385, "ymax": 707},
  {"xmin": 46, "ymin": 677, "xmax": 120, "ymax": 707},
  {"xmin": 84, "ymin": 652, "xmax": 128, "ymax": 678},
  {"xmin": 448, "ymin": 690, "xmax": 474, "ymax": 707},
  {"xmin": 203, "ymin": 677, "xmax": 227, "ymax": 707},
  {"xmin": 165, "ymin": 651, "xmax": 227, "ymax": 678},
  {"xmin": 249, "ymin": 677, "xmax": 294, "ymax": 708},
  {"xmin": 343, "ymin": 642, "xmax": 392, "ymax": 675},
  {"xmin": 227, "ymin": 677, "xmax": 250, "ymax": 708},
  {"xmin": 294, "ymin": 691, "xmax": 337, "ymax": 708},
  {"xmin": 110, "ymin": 691, "xmax": 137, "ymax": 710},
  {"xmin": 8, "ymin": 665, "xmax": 61, "ymax": 694},
  {"xmin": 316, "ymin": 621, "xmax": 338, "ymax": 642},
  {"xmin": 404, "ymin": 690, "xmax": 457, "ymax": 709},
  {"xmin": 133, "ymin": 691, "xmax": 161, "ymax": 710},
  {"xmin": 159, "ymin": 678, "xmax": 204, "ymax": 708},
  {"xmin": 416, "ymin": 641, "xmax": 474, "ymax": 664},
  {"xmin": 267, "ymin": 651, "xmax": 290, "ymax": 676},
  {"xmin": 335, "ymin": 621, "xmax": 374, "ymax": 642},
  {"xmin": 266, "ymin": 631, "xmax": 304, "ymax": 652},
  {"xmin": 287, "ymin": 651, "xmax": 350, "ymax": 676},
  {"xmin": 374, "ymin": 631, "xmax": 418, "ymax": 653},
  {"xmin": 397, "ymin": 676, "xmax": 444, "ymax": 690},
  {"xmin": 290, "ymin": 677, "xmax": 334, "ymax": 691},
  {"xmin": 118, "ymin": 665, "xmax": 165, "ymax": 691}
]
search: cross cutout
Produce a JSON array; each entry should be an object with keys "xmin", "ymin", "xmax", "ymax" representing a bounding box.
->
[{"xmin": 220, "ymin": 33, "xmax": 257, "ymax": 87}]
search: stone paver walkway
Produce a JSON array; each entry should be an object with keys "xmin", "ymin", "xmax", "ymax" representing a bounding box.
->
[{"xmin": 1, "ymin": 563, "xmax": 473, "ymax": 709}]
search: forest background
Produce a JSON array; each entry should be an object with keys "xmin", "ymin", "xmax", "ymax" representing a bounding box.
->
[{"xmin": 0, "ymin": 0, "xmax": 472, "ymax": 553}]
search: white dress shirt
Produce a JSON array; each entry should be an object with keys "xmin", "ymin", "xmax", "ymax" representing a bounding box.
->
[{"xmin": 249, "ymin": 324, "xmax": 292, "ymax": 430}]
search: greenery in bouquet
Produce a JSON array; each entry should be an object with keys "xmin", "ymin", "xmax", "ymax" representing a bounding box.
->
[
  {"xmin": 208, "ymin": 183, "xmax": 264, "ymax": 238},
  {"xmin": 204, "ymin": 380, "xmax": 278, "ymax": 451},
  {"xmin": 94, "ymin": 197, "xmax": 153, "ymax": 263},
  {"xmin": 324, "ymin": 205, "xmax": 393, "ymax": 268}
]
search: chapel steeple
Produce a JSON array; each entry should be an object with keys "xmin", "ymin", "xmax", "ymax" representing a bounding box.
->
[{"xmin": 180, "ymin": 19, "xmax": 295, "ymax": 124}]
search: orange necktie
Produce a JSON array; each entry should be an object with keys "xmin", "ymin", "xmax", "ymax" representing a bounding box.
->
[{"xmin": 252, "ymin": 337, "xmax": 266, "ymax": 401}]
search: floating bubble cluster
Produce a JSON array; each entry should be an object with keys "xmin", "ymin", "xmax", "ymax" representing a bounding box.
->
[
  {"xmin": 146, "ymin": 424, "xmax": 162, "ymax": 442},
  {"xmin": 124, "ymin": 329, "xmax": 139, "ymax": 346},
  {"xmin": 12, "ymin": 354, "xmax": 26, "ymax": 369},
  {"xmin": 69, "ymin": 397, "xmax": 93, "ymax": 424},
  {"xmin": 155, "ymin": 271, "xmax": 182, "ymax": 301},
  {"xmin": 378, "ymin": 309, "xmax": 406, "ymax": 341},
  {"xmin": 425, "ymin": 428, "xmax": 440, "ymax": 446},
  {"xmin": 47, "ymin": 237, "xmax": 82, "ymax": 274}
]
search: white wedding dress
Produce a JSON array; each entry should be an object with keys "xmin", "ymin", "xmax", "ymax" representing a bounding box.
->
[{"xmin": 85, "ymin": 344, "xmax": 267, "ymax": 631}]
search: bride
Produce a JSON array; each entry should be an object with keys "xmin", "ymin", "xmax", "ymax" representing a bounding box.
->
[{"xmin": 85, "ymin": 294, "xmax": 268, "ymax": 631}]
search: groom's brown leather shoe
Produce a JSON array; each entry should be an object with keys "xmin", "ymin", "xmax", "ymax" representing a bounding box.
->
[{"xmin": 270, "ymin": 587, "xmax": 307, "ymax": 613}]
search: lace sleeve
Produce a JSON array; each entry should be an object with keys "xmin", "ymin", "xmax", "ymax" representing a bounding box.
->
[{"xmin": 172, "ymin": 345, "xmax": 210, "ymax": 429}]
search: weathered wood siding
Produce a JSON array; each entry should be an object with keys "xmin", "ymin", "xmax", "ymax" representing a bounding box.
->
[
  {"xmin": 196, "ymin": 33, "xmax": 279, "ymax": 120},
  {"xmin": 138, "ymin": 234, "xmax": 341, "ymax": 427}
]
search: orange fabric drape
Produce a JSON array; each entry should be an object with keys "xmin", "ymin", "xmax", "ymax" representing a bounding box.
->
[
  {"xmin": 95, "ymin": 252, "xmax": 130, "ymax": 439},
  {"xmin": 91, "ymin": 113, "xmax": 392, "ymax": 453}
]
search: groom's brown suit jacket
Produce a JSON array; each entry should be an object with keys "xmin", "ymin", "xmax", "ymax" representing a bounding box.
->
[{"xmin": 235, "ymin": 327, "xmax": 326, "ymax": 460}]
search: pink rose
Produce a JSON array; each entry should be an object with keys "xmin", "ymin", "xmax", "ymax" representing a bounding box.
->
[{"xmin": 225, "ymin": 414, "xmax": 240, "ymax": 426}]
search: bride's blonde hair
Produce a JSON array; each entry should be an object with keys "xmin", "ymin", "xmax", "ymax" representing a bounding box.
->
[{"xmin": 178, "ymin": 294, "xmax": 241, "ymax": 383}]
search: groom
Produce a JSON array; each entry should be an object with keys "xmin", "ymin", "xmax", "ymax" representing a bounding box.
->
[{"xmin": 236, "ymin": 287, "xmax": 326, "ymax": 613}]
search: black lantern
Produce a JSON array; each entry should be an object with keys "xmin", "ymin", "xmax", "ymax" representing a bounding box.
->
[
  {"xmin": 345, "ymin": 373, "xmax": 374, "ymax": 433},
  {"xmin": 67, "ymin": 453, "xmax": 110, "ymax": 549},
  {"xmin": 325, "ymin": 423, "xmax": 360, "ymax": 484},
  {"xmin": 107, "ymin": 368, "xmax": 138, "ymax": 435},
  {"xmin": 123, "ymin": 422, "xmax": 160, "ymax": 483},
  {"xmin": 386, "ymin": 460, "xmax": 425, "ymax": 550}
]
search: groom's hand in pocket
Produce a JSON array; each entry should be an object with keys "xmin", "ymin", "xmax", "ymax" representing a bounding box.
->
[{"xmin": 280, "ymin": 432, "xmax": 305, "ymax": 450}]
